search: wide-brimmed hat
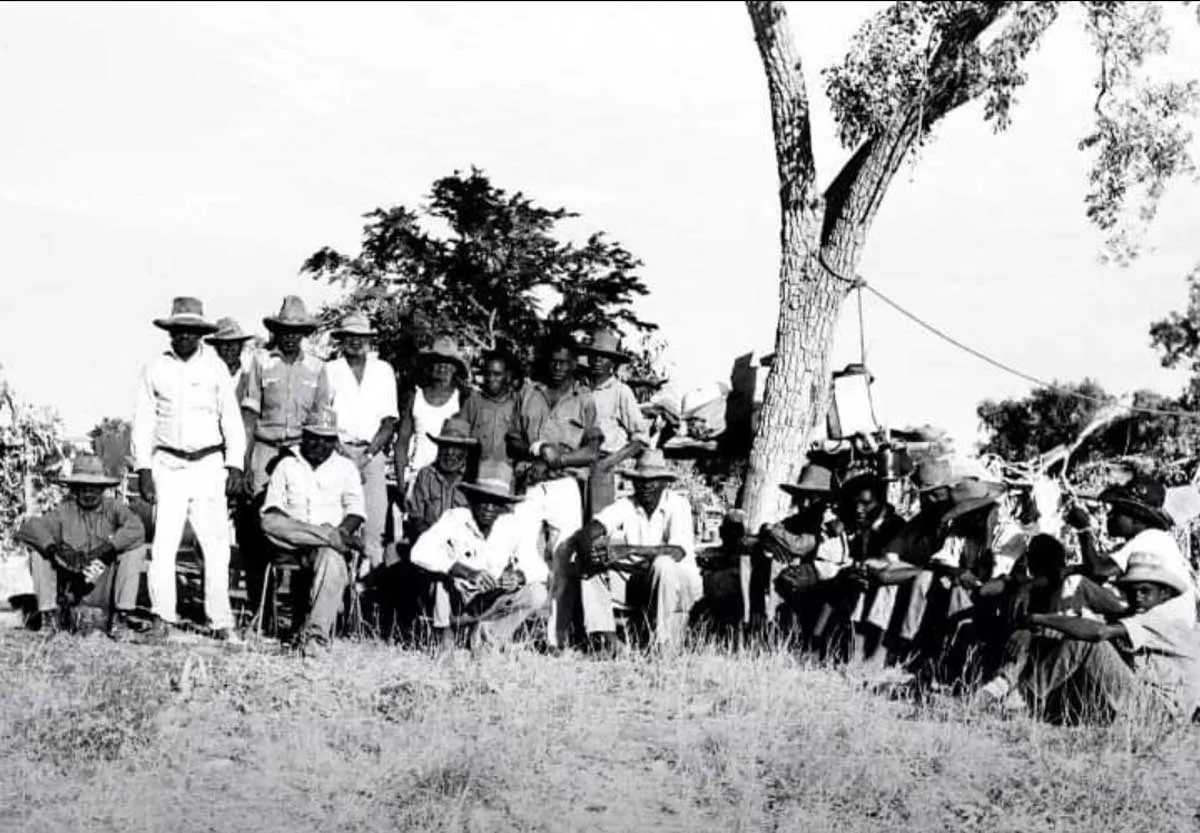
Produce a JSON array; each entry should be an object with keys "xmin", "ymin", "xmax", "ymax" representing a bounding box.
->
[
  {"xmin": 60, "ymin": 454, "xmax": 119, "ymax": 488},
  {"xmin": 153, "ymin": 297, "xmax": 218, "ymax": 333},
  {"xmin": 301, "ymin": 407, "xmax": 340, "ymax": 438},
  {"xmin": 627, "ymin": 370, "xmax": 668, "ymax": 390},
  {"xmin": 941, "ymin": 478, "xmax": 1007, "ymax": 525},
  {"xmin": 582, "ymin": 329, "xmax": 631, "ymax": 364},
  {"xmin": 420, "ymin": 337, "xmax": 469, "ymax": 377},
  {"xmin": 457, "ymin": 461, "xmax": 523, "ymax": 504},
  {"xmin": 205, "ymin": 317, "xmax": 254, "ymax": 344},
  {"xmin": 1116, "ymin": 550, "xmax": 1190, "ymax": 596},
  {"xmin": 620, "ymin": 449, "xmax": 677, "ymax": 482},
  {"xmin": 331, "ymin": 313, "xmax": 377, "ymax": 338},
  {"xmin": 779, "ymin": 464, "xmax": 835, "ymax": 497},
  {"xmin": 429, "ymin": 417, "xmax": 480, "ymax": 447},
  {"xmin": 1099, "ymin": 475, "xmax": 1174, "ymax": 530},
  {"xmin": 263, "ymin": 296, "xmax": 318, "ymax": 332}
]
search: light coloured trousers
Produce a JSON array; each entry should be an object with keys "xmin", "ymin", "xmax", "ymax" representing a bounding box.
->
[
  {"xmin": 581, "ymin": 555, "xmax": 703, "ymax": 648},
  {"xmin": 862, "ymin": 568, "xmax": 935, "ymax": 641},
  {"xmin": 31, "ymin": 545, "xmax": 146, "ymax": 613},
  {"xmin": 1027, "ymin": 639, "xmax": 1172, "ymax": 724},
  {"xmin": 433, "ymin": 579, "xmax": 549, "ymax": 644},
  {"xmin": 523, "ymin": 477, "xmax": 584, "ymax": 648},
  {"xmin": 261, "ymin": 512, "xmax": 350, "ymax": 642},
  {"xmin": 148, "ymin": 453, "xmax": 234, "ymax": 629},
  {"xmin": 342, "ymin": 445, "xmax": 387, "ymax": 568}
]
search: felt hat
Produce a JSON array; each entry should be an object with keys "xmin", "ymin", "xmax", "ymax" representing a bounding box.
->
[
  {"xmin": 59, "ymin": 454, "xmax": 119, "ymax": 488},
  {"xmin": 457, "ymin": 461, "xmax": 523, "ymax": 504},
  {"xmin": 301, "ymin": 407, "xmax": 340, "ymax": 438},
  {"xmin": 331, "ymin": 313, "xmax": 377, "ymax": 338},
  {"xmin": 779, "ymin": 464, "xmax": 835, "ymax": 497},
  {"xmin": 582, "ymin": 329, "xmax": 631, "ymax": 364},
  {"xmin": 429, "ymin": 417, "xmax": 479, "ymax": 447},
  {"xmin": 420, "ymin": 337, "xmax": 469, "ymax": 378},
  {"xmin": 840, "ymin": 460, "xmax": 883, "ymax": 497},
  {"xmin": 620, "ymin": 449, "xmax": 677, "ymax": 481},
  {"xmin": 263, "ymin": 296, "xmax": 318, "ymax": 332},
  {"xmin": 1116, "ymin": 550, "xmax": 1190, "ymax": 596},
  {"xmin": 206, "ymin": 317, "xmax": 254, "ymax": 343},
  {"xmin": 153, "ymin": 297, "xmax": 218, "ymax": 333},
  {"xmin": 1099, "ymin": 475, "xmax": 1174, "ymax": 530},
  {"xmin": 627, "ymin": 370, "xmax": 668, "ymax": 390},
  {"xmin": 941, "ymin": 478, "xmax": 1007, "ymax": 525}
]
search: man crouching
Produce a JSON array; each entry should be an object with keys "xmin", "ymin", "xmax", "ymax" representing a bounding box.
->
[{"xmin": 260, "ymin": 408, "xmax": 365, "ymax": 656}]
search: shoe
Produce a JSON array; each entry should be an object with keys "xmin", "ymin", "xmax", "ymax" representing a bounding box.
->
[
  {"xmin": 140, "ymin": 617, "xmax": 176, "ymax": 644},
  {"xmin": 37, "ymin": 609, "xmax": 63, "ymax": 636},
  {"xmin": 976, "ymin": 676, "xmax": 1011, "ymax": 704},
  {"xmin": 108, "ymin": 614, "xmax": 140, "ymax": 643},
  {"xmin": 212, "ymin": 627, "xmax": 246, "ymax": 646}
]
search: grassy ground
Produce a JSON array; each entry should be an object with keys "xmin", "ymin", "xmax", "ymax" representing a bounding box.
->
[{"xmin": 1, "ymin": 629, "xmax": 1198, "ymax": 833}]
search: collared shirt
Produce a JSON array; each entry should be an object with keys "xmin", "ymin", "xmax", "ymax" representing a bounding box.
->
[
  {"xmin": 406, "ymin": 463, "xmax": 470, "ymax": 539},
  {"xmin": 594, "ymin": 490, "xmax": 697, "ymax": 564},
  {"xmin": 241, "ymin": 349, "xmax": 324, "ymax": 444},
  {"xmin": 262, "ymin": 450, "xmax": 365, "ymax": 527},
  {"xmin": 508, "ymin": 380, "xmax": 598, "ymax": 478},
  {"xmin": 848, "ymin": 506, "xmax": 905, "ymax": 564},
  {"xmin": 1110, "ymin": 529, "xmax": 1198, "ymax": 597},
  {"xmin": 131, "ymin": 343, "xmax": 246, "ymax": 470},
  {"xmin": 410, "ymin": 507, "xmax": 548, "ymax": 583},
  {"xmin": 317, "ymin": 355, "xmax": 399, "ymax": 444},
  {"xmin": 17, "ymin": 496, "xmax": 145, "ymax": 556},
  {"xmin": 1120, "ymin": 593, "xmax": 1200, "ymax": 717},
  {"xmin": 459, "ymin": 388, "xmax": 517, "ymax": 463},
  {"xmin": 590, "ymin": 376, "xmax": 649, "ymax": 454}
]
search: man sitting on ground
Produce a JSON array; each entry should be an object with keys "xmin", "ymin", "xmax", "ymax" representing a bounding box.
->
[
  {"xmin": 259, "ymin": 408, "xmax": 365, "ymax": 656},
  {"xmin": 410, "ymin": 461, "xmax": 549, "ymax": 650},
  {"xmin": 576, "ymin": 449, "xmax": 701, "ymax": 652},
  {"xmin": 17, "ymin": 454, "xmax": 146, "ymax": 638}
]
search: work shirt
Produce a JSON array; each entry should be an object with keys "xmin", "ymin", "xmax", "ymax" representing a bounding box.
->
[
  {"xmin": 131, "ymin": 344, "xmax": 246, "ymax": 470},
  {"xmin": 590, "ymin": 375, "xmax": 649, "ymax": 454},
  {"xmin": 848, "ymin": 507, "xmax": 905, "ymax": 564},
  {"xmin": 1120, "ymin": 593, "xmax": 1200, "ymax": 718},
  {"xmin": 406, "ymin": 463, "xmax": 470, "ymax": 539},
  {"xmin": 1109, "ymin": 529, "xmax": 1198, "ymax": 599},
  {"xmin": 410, "ymin": 507, "xmax": 548, "ymax": 584},
  {"xmin": 594, "ymin": 490, "xmax": 697, "ymax": 567},
  {"xmin": 262, "ymin": 451, "xmax": 365, "ymax": 527},
  {"xmin": 17, "ymin": 496, "xmax": 145, "ymax": 558},
  {"xmin": 241, "ymin": 349, "xmax": 324, "ymax": 444},
  {"xmin": 459, "ymin": 388, "xmax": 517, "ymax": 464},
  {"xmin": 317, "ymin": 355, "xmax": 399, "ymax": 444},
  {"xmin": 508, "ymin": 380, "xmax": 598, "ymax": 479}
]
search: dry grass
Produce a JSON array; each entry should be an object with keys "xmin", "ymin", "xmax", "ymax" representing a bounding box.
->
[{"xmin": 1, "ymin": 630, "xmax": 1198, "ymax": 833}]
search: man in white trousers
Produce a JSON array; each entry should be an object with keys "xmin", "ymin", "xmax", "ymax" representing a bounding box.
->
[{"xmin": 132, "ymin": 297, "xmax": 246, "ymax": 642}]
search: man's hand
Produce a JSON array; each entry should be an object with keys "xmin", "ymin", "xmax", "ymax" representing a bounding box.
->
[
  {"xmin": 955, "ymin": 569, "xmax": 982, "ymax": 591},
  {"xmin": 88, "ymin": 541, "xmax": 118, "ymax": 566},
  {"xmin": 137, "ymin": 469, "xmax": 156, "ymax": 504},
  {"xmin": 82, "ymin": 559, "xmax": 106, "ymax": 584},
  {"xmin": 225, "ymin": 467, "xmax": 242, "ymax": 499},
  {"xmin": 498, "ymin": 569, "xmax": 524, "ymax": 593},
  {"xmin": 540, "ymin": 444, "xmax": 563, "ymax": 469},
  {"xmin": 1064, "ymin": 501, "xmax": 1095, "ymax": 531},
  {"xmin": 474, "ymin": 569, "xmax": 498, "ymax": 593}
]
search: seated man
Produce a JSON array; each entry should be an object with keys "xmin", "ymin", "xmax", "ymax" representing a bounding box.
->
[
  {"xmin": 17, "ymin": 454, "xmax": 146, "ymax": 637},
  {"xmin": 404, "ymin": 417, "xmax": 476, "ymax": 542},
  {"xmin": 410, "ymin": 461, "xmax": 549, "ymax": 649},
  {"xmin": 1017, "ymin": 550, "xmax": 1200, "ymax": 724},
  {"xmin": 577, "ymin": 450, "xmax": 701, "ymax": 651},
  {"xmin": 259, "ymin": 409, "xmax": 365, "ymax": 655}
]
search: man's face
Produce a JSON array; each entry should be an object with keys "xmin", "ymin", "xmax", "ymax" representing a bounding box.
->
[
  {"xmin": 429, "ymin": 360, "xmax": 457, "ymax": 387},
  {"xmin": 590, "ymin": 355, "xmax": 616, "ymax": 384},
  {"xmin": 791, "ymin": 492, "xmax": 823, "ymax": 514},
  {"xmin": 481, "ymin": 359, "xmax": 509, "ymax": 397},
  {"xmin": 1106, "ymin": 506, "xmax": 1138, "ymax": 540},
  {"xmin": 1122, "ymin": 581, "xmax": 1174, "ymax": 614},
  {"xmin": 170, "ymin": 330, "xmax": 203, "ymax": 359},
  {"xmin": 851, "ymin": 487, "xmax": 882, "ymax": 528},
  {"xmin": 213, "ymin": 341, "xmax": 244, "ymax": 370},
  {"xmin": 546, "ymin": 348, "xmax": 575, "ymax": 387},
  {"xmin": 919, "ymin": 487, "xmax": 951, "ymax": 516},
  {"xmin": 73, "ymin": 485, "xmax": 104, "ymax": 512},
  {"xmin": 436, "ymin": 444, "xmax": 468, "ymax": 475},
  {"xmin": 471, "ymin": 498, "xmax": 507, "ymax": 535},
  {"xmin": 339, "ymin": 335, "xmax": 368, "ymax": 360},
  {"xmin": 633, "ymin": 478, "xmax": 669, "ymax": 511},
  {"xmin": 275, "ymin": 330, "xmax": 304, "ymax": 357},
  {"xmin": 300, "ymin": 432, "xmax": 338, "ymax": 467}
]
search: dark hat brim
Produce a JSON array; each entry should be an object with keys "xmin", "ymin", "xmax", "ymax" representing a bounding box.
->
[
  {"xmin": 60, "ymin": 473, "xmax": 120, "ymax": 487},
  {"xmin": 420, "ymin": 351, "xmax": 468, "ymax": 375},
  {"xmin": 621, "ymin": 469, "xmax": 678, "ymax": 482},
  {"xmin": 780, "ymin": 483, "xmax": 832, "ymax": 497},
  {"xmin": 942, "ymin": 494, "xmax": 1003, "ymax": 525},
  {"xmin": 263, "ymin": 316, "xmax": 319, "ymax": 332},
  {"xmin": 302, "ymin": 426, "xmax": 340, "ymax": 438},
  {"xmin": 1103, "ymin": 497, "xmax": 1173, "ymax": 530},
  {"xmin": 582, "ymin": 345, "xmax": 633, "ymax": 364},
  {"xmin": 206, "ymin": 332, "xmax": 255, "ymax": 343},
  {"xmin": 456, "ymin": 483, "xmax": 523, "ymax": 503},
  {"xmin": 427, "ymin": 432, "xmax": 480, "ymax": 447},
  {"xmin": 154, "ymin": 318, "xmax": 218, "ymax": 334}
]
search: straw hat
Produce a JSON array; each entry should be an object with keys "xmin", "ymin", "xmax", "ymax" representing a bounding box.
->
[
  {"xmin": 779, "ymin": 464, "xmax": 835, "ymax": 497},
  {"xmin": 59, "ymin": 454, "xmax": 119, "ymax": 488},
  {"xmin": 263, "ymin": 296, "xmax": 318, "ymax": 332},
  {"xmin": 619, "ymin": 449, "xmax": 677, "ymax": 482},
  {"xmin": 429, "ymin": 417, "xmax": 480, "ymax": 447},
  {"xmin": 582, "ymin": 329, "xmax": 631, "ymax": 364},
  {"xmin": 457, "ymin": 461, "xmax": 523, "ymax": 504},
  {"xmin": 420, "ymin": 336, "xmax": 469, "ymax": 378},
  {"xmin": 301, "ymin": 407, "xmax": 340, "ymax": 438},
  {"xmin": 1116, "ymin": 551, "xmax": 1190, "ymax": 596},
  {"xmin": 206, "ymin": 317, "xmax": 254, "ymax": 344},
  {"xmin": 153, "ymin": 297, "xmax": 217, "ymax": 333},
  {"xmin": 331, "ymin": 313, "xmax": 377, "ymax": 338}
]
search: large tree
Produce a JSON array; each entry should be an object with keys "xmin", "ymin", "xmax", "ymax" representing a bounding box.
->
[
  {"xmin": 303, "ymin": 168, "xmax": 656, "ymax": 388},
  {"xmin": 742, "ymin": 1, "xmax": 1198, "ymax": 527}
]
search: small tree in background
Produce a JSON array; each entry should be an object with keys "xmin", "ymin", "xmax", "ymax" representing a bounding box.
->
[
  {"xmin": 0, "ymin": 371, "xmax": 65, "ymax": 548},
  {"xmin": 88, "ymin": 417, "xmax": 132, "ymax": 480}
]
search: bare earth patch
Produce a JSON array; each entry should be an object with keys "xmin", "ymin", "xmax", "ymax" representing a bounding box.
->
[{"xmin": 1, "ymin": 630, "xmax": 1198, "ymax": 833}]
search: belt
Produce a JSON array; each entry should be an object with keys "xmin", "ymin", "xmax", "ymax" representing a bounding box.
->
[
  {"xmin": 343, "ymin": 440, "xmax": 370, "ymax": 447},
  {"xmin": 155, "ymin": 444, "xmax": 224, "ymax": 462},
  {"xmin": 255, "ymin": 436, "xmax": 301, "ymax": 448}
]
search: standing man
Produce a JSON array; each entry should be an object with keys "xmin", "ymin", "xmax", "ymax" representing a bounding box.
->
[
  {"xmin": 205, "ymin": 317, "xmax": 255, "ymax": 404},
  {"xmin": 317, "ymin": 313, "xmax": 399, "ymax": 574},
  {"xmin": 132, "ymin": 297, "xmax": 245, "ymax": 642},
  {"xmin": 458, "ymin": 349, "xmax": 518, "ymax": 465},
  {"xmin": 581, "ymin": 329, "xmax": 650, "ymax": 515}
]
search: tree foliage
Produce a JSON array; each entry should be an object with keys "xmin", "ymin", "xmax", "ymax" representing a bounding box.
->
[
  {"xmin": 0, "ymin": 374, "xmax": 65, "ymax": 548},
  {"xmin": 89, "ymin": 417, "xmax": 132, "ymax": 480},
  {"xmin": 302, "ymin": 168, "xmax": 656, "ymax": 387}
]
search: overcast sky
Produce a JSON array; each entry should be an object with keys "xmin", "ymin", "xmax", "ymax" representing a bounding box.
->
[{"xmin": 2, "ymin": 1, "xmax": 1198, "ymax": 447}]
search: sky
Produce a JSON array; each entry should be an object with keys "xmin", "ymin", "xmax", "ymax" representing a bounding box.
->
[{"xmin": 2, "ymin": 1, "xmax": 1199, "ymax": 449}]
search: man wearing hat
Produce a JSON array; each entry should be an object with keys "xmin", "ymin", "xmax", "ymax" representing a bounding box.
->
[
  {"xmin": 410, "ymin": 461, "xmax": 549, "ymax": 649},
  {"xmin": 575, "ymin": 449, "xmax": 701, "ymax": 651},
  {"xmin": 317, "ymin": 313, "xmax": 399, "ymax": 573},
  {"xmin": 132, "ymin": 297, "xmax": 245, "ymax": 642},
  {"xmin": 405, "ymin": 417, "xmax": 477, "ymax": 543},
  {"xmin": 241, "ymin": 297, "xmax": 325, "ymax": 496},
  {"xmin": 1017, "ymin": 549, "xmax": 1200, "ymax": 723},
  {"xmin": 205, "ymin": 317, "xmax": 256, "ymax": 404},
  {"xmin": 581, "ymin": 329, "xmax": 651, "ymax": 517},
  {"xmin": 16, "ymin": 454, "xmax": 147, "ymax": 637},
  {"xmin": 260, "ymin": 407, "xmax": 366, "ymax": 654}
]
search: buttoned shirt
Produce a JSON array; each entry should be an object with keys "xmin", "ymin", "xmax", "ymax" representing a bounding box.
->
[
  {"xmin": 410, "ymin": 507, "xmax": 548, "ymax": 584},
  {"xmin": 594, "ymin": 490, "xmax": 697, "ymax": 565},
  {"xmin": 317, "ymin": 355, "xmax": 399, "ymax": 444},
  {"xmin": 590, "ymin": 375, "xmax": 649, "ymax": 454},
  {"xmin": 508, "ymin": 381, "xmax": 598, "ymax": 478},
  {"xmin": 262, "ymin": 451, "xmax": 365, "ymax": 527},
  {"xmin": 459, "ymin": 388, "xmax": 517, "ymax": 463},
  {"xmin": 1120, "ymin": 593, "xmax": 1200, "ymax": 717},
  {"xmin": 406, "ymin": 463, "xmax": 470, "ymax": 539},
  {"xmin": 131, "ymin": 344, "xmax": 246, "ymax": 470},
  {"xmin": 241, "ymin": 349, "xmax": 324, "ymax": 444},
  {"xmin": 17, "ymin": 496, "xmax": 146, "ymax": 557}
]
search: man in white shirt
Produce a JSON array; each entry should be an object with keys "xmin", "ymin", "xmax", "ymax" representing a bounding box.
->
[
  {"xmin": 576, "ymin": 449, "xmax": 701, "ymax": 651},
  {"xmin": 260, "ymin": 408, "xmax": 365, "ymax": 655},
  {"xmin": 132, "ymin": 297, "xmax": 246, "ymax": 642},
  {"xmin": 410, "ymin": 461, "xmax": 549, "ymax": 649},
  {"xmin": 316, "ymin": 313, "xmax": 399, "ymax": 573}
]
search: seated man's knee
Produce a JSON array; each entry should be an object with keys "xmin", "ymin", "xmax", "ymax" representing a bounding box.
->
[{"xmin": 526, "ymin": 581, "xmax": 549, "ymax": 610}]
